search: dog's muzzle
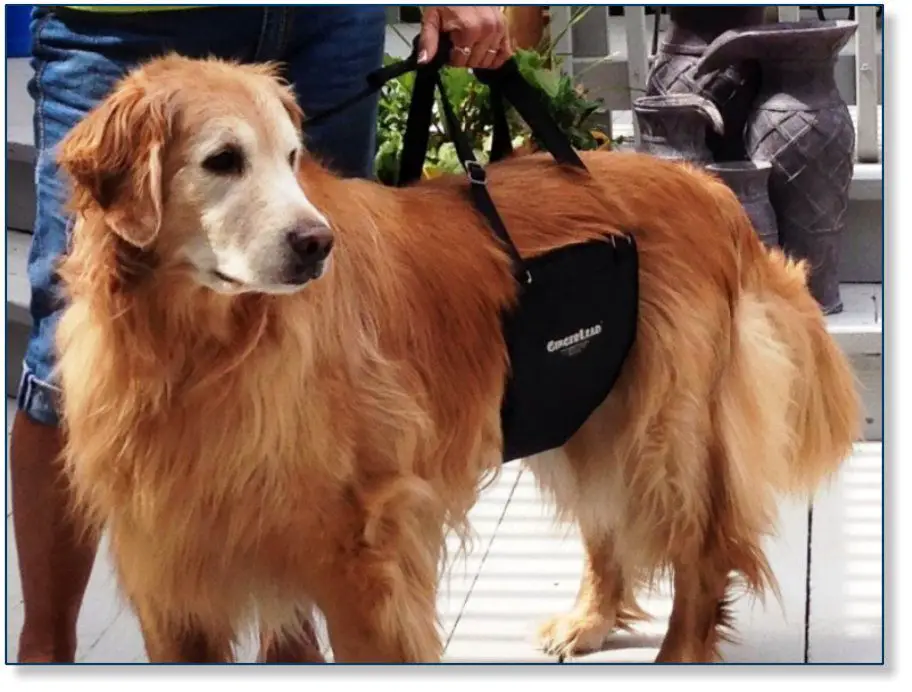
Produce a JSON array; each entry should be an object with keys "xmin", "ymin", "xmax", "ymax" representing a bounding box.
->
[{"xmin": 285, "ymin": 224, "xmax": 334, "ymax": 285}]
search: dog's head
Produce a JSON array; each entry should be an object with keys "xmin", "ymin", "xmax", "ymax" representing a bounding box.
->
[{"xmin": 58, "ymin": 54, "xmax": 333, "ymax": 295}]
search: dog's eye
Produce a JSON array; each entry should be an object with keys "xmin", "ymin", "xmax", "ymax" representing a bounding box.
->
[
  {"xmin": 288, "ymin": 149, "xmax": 298, "ymax": 168},
  {"xmin": 203, "ymin": 146, "xmax": 245, "ymax": 175}
]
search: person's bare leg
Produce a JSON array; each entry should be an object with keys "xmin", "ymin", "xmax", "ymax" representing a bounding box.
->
[{"xmin": 10, "ymin": 411, "xmax": 99, "ymax": 662}]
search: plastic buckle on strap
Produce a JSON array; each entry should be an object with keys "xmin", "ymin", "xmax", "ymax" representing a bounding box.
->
[{"xmin": 465, "ymin": 160, "xmax": 487, "ymax": 186}]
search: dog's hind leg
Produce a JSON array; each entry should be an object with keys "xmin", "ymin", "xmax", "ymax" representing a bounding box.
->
[
  {"xmin": 538, "ymin": 533, "xmax": 648, "ymax": 660},
  {"xmin": 655, "ymin": 542, "xmax": 735, "ymax": 664},
  {"xmin": 654, "ymin": 451, "xmax": 741, "ymax": 663},
  {"xmin": 654, "ymin": 449, "xmax": 771, "ymax": 664}
]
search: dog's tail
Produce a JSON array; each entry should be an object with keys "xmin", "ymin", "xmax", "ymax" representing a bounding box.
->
[{"xmin": 715, "ymin": 200, "xmax": 861, "ymax": 506}]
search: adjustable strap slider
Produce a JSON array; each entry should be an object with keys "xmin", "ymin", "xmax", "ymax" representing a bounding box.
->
[{"xmin": 465, "ymin": 160, "xmax": 487, "ymax": 186}]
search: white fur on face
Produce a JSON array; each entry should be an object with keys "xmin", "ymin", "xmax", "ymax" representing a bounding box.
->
[{"xmin": 172, "ymin": 91, "xmax": 332, "ymax": 294}]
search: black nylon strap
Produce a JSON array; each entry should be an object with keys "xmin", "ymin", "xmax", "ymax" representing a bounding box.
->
[
  {"xmin": 396, "ymin": 34, "xmax": 455, "ymax": 186},
  {"xmin": 304, "ymin": 32, "xmax": 588, "ymax": 173},
  {"xmin": 474, "ymin": 61, "xmax": 587, "ymax": 171},
  {"xmin": 489, "ymin": 84, "xmax": 513, "ymax": 163},
  {"xmin": 433, "ymin": 73, "xmax": 530, "ymax": 281},
  {"xmin": 396, "ymin": 70, "xmax": 436, "ymax": 185},
  {"xmin": 303, "ymin": 57, "xmax": 420, "ymax": 128},
  {"xmin": 434, "ymin": 73, "xmax": 476, "ymax": 167}
]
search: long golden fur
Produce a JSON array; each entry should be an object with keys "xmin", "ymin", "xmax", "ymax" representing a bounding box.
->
[{"xmin": 53, "ymin": 55, "xmax": 861, "ymax": 663}]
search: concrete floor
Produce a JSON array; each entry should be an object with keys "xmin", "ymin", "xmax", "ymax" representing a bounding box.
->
[{"xmin": 5, "ymin": 398, "xmax": 883, "ymax": 664}]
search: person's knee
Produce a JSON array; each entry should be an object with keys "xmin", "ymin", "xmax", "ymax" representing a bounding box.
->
[
  {"xmin": 19, "ymin": 198, "xmax": 67, "ymax": 427},
  {"xmin": 16, "ymin": 372, "xmax": 61, "ymax": 429}
]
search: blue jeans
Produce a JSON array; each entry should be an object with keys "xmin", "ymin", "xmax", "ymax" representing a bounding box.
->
[{"xmin": 18, "ymin": 6, "xmax": 386, "ymax": 426}]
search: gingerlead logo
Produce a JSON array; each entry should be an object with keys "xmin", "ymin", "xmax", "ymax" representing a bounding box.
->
[{"xmin": 546, "ymin": 324, "xmax": 603, "ymax": 357}]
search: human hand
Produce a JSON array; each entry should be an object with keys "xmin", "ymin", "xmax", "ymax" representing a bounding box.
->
[{"xmin": 419, "ymin": 6, "xmax": 512, "ymax": 69}]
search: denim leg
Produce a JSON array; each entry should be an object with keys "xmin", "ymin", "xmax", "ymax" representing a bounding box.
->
[
  {"xmin": 19, "ymin": 12, "xmax": 133, "ymax": 425},
  {"xmin": 283, "ymin": 7, "xmax": 387, "ymax": 178}
]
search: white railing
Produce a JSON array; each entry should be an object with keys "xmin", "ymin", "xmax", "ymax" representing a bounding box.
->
[
  {"xmin": 549, "ymin": 5, "xmax": 882, "ymax": 163},
  {"xmin": 853, "ymin": 5, "xmax": 880, "ymax": 162}
]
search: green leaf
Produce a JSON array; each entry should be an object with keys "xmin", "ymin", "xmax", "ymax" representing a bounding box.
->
[
  {"xmin": 440, "ymin": 67, "xmax": 473, "ymax": 109},
  {"xmin": 531, "ymin": 68, "xmax": 562, "ymax": 99},
  {"xmin": 435, "ymin": 142, "xmax": 463, "ymax": 175}
]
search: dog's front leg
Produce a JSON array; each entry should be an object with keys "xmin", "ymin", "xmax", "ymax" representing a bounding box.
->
[
  {"xmin": 319, "ymin": 559, "xmax": 443, "ymax": 664},
  {"xmin": 134, "ymin": 600, "xmax": 234, "ymax": 663},
  {"xmin": 315, "ymin": 479, "xmax": 446, "ymax": 663},
  {"xmin": 258, "ymin": 610, "xmax": 326, "ymax": 663}
]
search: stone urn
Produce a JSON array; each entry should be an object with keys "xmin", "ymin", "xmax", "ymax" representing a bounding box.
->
[
  {"xmin": 696, "ymin": 20, "xmax": 858, "ymax": 315},
  {"xmin": 632, "ymin": 94, "xmax": 723, "ymax": 164},
  {"xmin": 706, "ymin": 161, "xmax": 779, "ymax": 248},
  {"xmin": 645, "ymin": 6, "xmax": 767, "ymax": 162}
]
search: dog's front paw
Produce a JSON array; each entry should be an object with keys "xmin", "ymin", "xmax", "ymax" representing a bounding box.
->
[{"xmin": 537, "ymin": 611, "xmax": 617, "ymax": 660}]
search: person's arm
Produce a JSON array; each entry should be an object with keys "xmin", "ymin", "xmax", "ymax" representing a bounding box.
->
[{"xmin": 418, "ymin": 5, "xmax": 511, "ymax": 69}]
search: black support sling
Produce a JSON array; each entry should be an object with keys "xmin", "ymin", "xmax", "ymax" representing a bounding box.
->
[{"xmin": 309, "ymin": 36, "xmax": 639, "ymax": 462}]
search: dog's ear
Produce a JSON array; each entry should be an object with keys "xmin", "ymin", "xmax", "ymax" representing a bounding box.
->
[{"xmin": 58, "ymin": 78, "xmax": 170, "ymax": 250}]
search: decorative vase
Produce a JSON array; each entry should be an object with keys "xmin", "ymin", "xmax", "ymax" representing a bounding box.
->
[
  {"xmin": 645, "ymin": 6, "xmax": 767, "ymax": 162},
  {"xmin": 696, "ymin": 19, "xmax": 858, "ymax": 315},
  {"xmin": 706, "ymin": 161, "xmax": 779, "ymax": 248},
  {"xmin": 632, "ymin": 94, "xmax": 723, "ymax": 163}
]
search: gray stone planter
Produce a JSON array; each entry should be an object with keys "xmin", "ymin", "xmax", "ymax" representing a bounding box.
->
[
  {"xmin": 632, "ymin": 94, "xmax": 723, "ymax": 164},
  {"xmin": 696, "ymin": 19, "xmax": 859, "ymax": 315},
  {"xmin": 645, "ymin": 6, "xmax": 767, "ymax": 162},
  {"xmin": 706, "ymin": 161, "xmax": 778, "ymax": 248}
]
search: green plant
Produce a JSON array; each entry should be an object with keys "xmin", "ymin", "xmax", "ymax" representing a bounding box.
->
[
  {"xmin": 374, "ymin": 12, "xmax": 619, "ymax": 184},
  {"xmin": 511, "ymin": 47, "xmax": 607, "ymax": 152}
]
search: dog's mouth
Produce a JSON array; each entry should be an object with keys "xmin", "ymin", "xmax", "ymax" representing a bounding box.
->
[
  {"xmin": 205, "ymin": 261, "xmax": 329, "ymax": 295},
  {"xmin": 286, "ymin": 260, "xmax": 328, "ymax": 286},
  {"xmin": 211, "ymin": 269, "xmax": 242, "ymax": 286}
]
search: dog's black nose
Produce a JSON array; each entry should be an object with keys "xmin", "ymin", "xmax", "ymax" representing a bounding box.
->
[{"xmin": 285, "ymin": 224, "xmax": 333, "ymax": 283}]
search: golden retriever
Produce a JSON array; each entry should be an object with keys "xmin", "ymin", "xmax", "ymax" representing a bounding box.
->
[{"xmin": 53, "ymin": 54, "xmax": 861, "ymax": 663}]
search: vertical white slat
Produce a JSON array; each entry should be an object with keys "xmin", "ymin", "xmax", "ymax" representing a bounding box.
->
[
  {"xmin": 600, "ymin": 2, "xmax": 612, "ymax": 57},
  {"xmin": 624, "ymin": 6, "xmax": 648, "ymax": 147},
  {"xmin": 597, "ymin": 4, "xmax": 614, "ymax": 143},
  {"xmin": 549, "ymin": 5, "xmax": 574, "ymax": 78},
  {"xmin": 778, "ymin": 6, "xmax": 801, "ymax": 23},
  {"xmin": 854, "ymin": 6, "xmax": 880, "ymax": 162}
]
